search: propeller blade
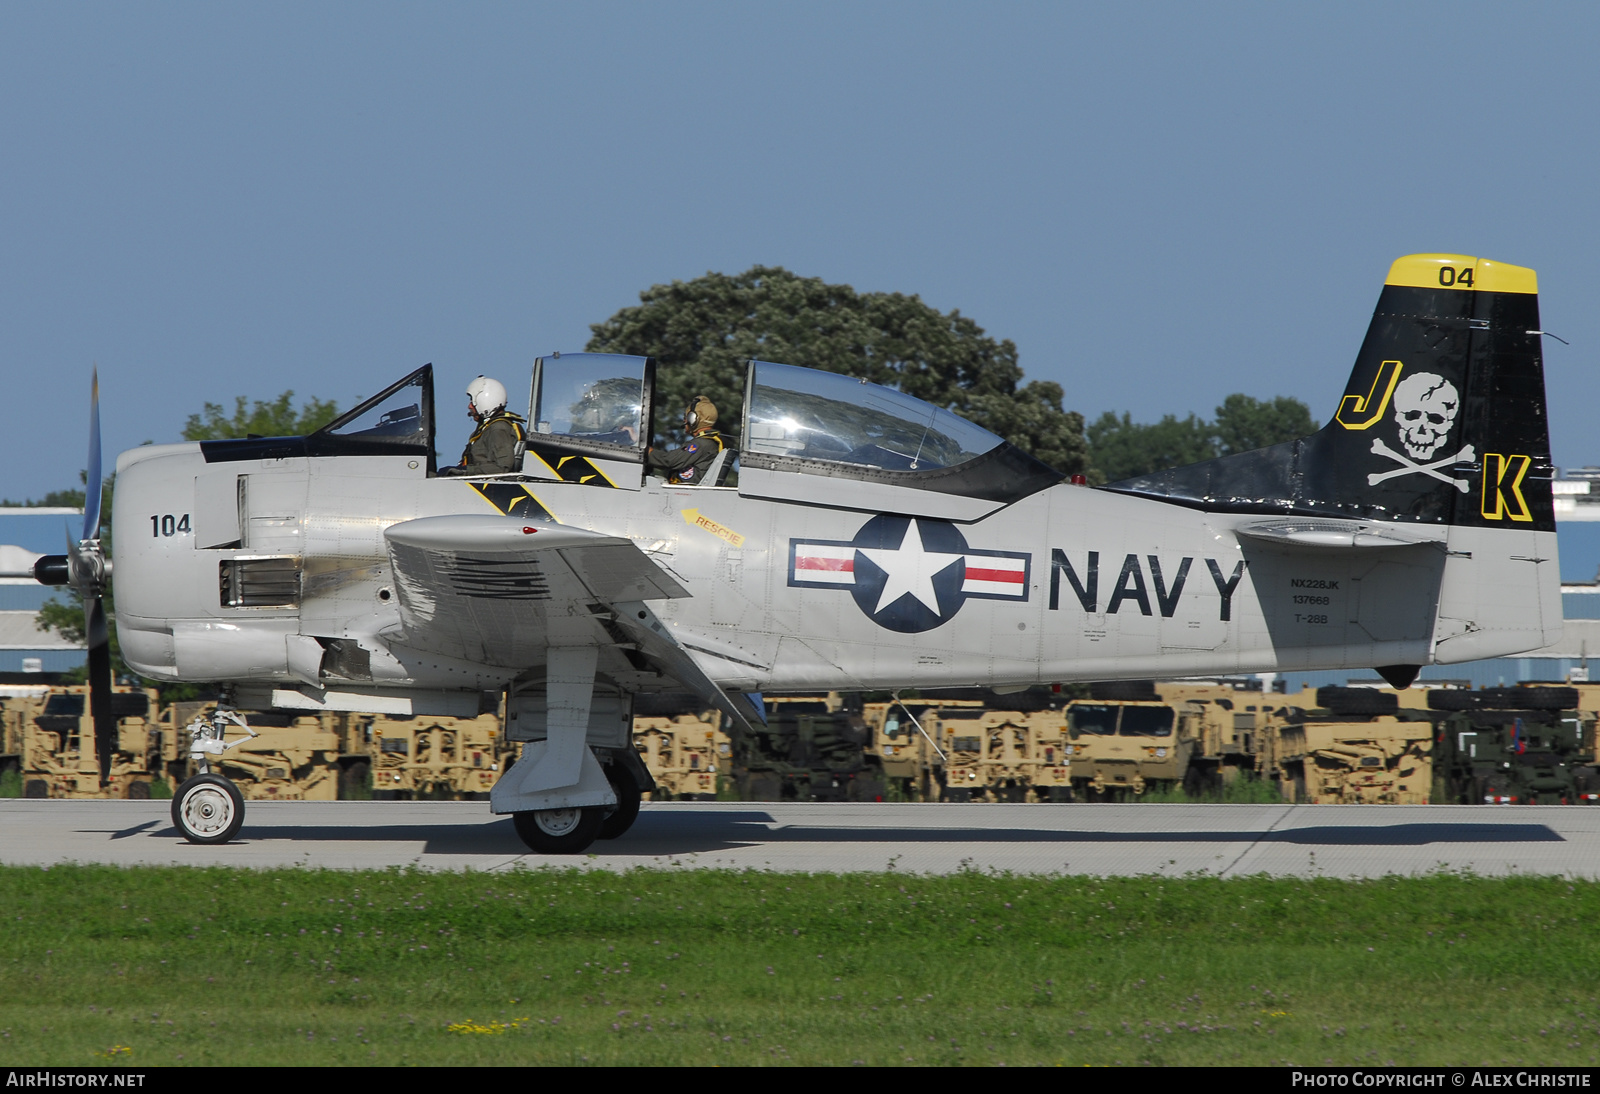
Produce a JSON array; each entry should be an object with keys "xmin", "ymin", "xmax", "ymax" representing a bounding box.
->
[
  {"xmin": 85, "ymin": 596, "xmax": 115, "ymax": 787},
  {"xmin": 82, "ymin": 368, "xmax": 102, "ymax": 542}
]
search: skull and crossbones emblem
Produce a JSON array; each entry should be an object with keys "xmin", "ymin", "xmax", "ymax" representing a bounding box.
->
[{"xmin": 1367, "ymin": 371, "xmax": 1473, "ymax": 492}]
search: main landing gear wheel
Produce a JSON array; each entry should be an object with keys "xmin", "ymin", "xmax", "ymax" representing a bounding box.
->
[
  {"xmin": 172, "ymin": 774, "xmax": 245, "ymax": 844},
  {"xmin": 513, "ymin": 806, "xmax": 603, "ymax": 855},
  {"xmin": 597, "ymin": 766, "xmax": 642, "ymax": 840}
]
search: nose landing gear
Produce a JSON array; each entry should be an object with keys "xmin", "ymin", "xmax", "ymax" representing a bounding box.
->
[
  {"xmin": 171, "ymin": 703, "xmax": 256, "ymax": 845},
  {"xmin": 172, "ymin": 773, "xmax": 245, "ymax": 844}
]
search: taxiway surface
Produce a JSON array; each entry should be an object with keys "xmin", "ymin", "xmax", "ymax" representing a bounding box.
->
[{"xmin": 2, "ymin": 800, "xmax": 1597, "ymax": 876}]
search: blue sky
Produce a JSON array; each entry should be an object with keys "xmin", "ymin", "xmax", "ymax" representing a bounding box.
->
[{"xmin": 3, "ymin": 2, "xmax": 1597, "ymax": 504}]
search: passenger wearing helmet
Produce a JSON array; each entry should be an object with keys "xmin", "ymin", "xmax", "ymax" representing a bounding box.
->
[
  {"xmin": 440, "ymin": 376, "xmax": 526, "ymax": 476},
  {"xmin": 646, "ymin": 395, "xmax": 725, "ymax": 486}
]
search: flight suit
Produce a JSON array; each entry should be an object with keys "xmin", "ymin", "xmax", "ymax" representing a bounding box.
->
[
  {"xmin": 647, "ymin": 430, "xmax": 725, "ymax": 485},
  {"xmin": 457, "ymin": 411, "xmax": 526, "ymax": 475}
]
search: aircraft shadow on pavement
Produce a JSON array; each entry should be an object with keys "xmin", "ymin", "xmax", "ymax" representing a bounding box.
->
[
  {"xmin": 603, "ymin": 815, "xmax": 1565, "ymax": 856},
  {"xmin": 113, "ymin": 811, "xmax": 1564, "ymax": 858}
]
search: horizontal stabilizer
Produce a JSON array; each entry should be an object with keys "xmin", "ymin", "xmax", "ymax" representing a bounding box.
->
[{"xmin": 1234, "ymin": 518, "xmax": 1445, "ymax": 550}]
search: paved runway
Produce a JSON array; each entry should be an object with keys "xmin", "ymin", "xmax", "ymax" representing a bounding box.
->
[{"xmin": 4, "ymin": 799, "xmax": 1599, "ymax": 877}]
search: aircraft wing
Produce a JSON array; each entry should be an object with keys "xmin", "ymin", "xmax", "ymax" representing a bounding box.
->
[{"xmin": 383, "ymin": 515, "xmax": 689, "ymax": 668}]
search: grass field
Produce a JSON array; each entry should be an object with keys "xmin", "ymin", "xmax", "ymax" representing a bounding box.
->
[{"xmin": 3, "ymin": 865, "xmax": 1600, "ymax": 1066}]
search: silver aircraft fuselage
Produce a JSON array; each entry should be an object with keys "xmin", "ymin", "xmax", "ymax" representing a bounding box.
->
[{"xmin": 110, "ymin": 445, "xmax": 1560, "ymax": 702}]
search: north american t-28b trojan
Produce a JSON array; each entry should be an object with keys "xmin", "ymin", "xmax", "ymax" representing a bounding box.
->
[{"xmin": 27, "ymin": 254, "xmax": 1562, "ymax": 852}]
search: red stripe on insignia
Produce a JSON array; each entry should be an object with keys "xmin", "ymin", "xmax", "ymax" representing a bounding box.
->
[
  {"xmin": 796, "ymin": 556, "xmax": 854, "ymax": 573},
  {"xmin": 965, "ymin": 565, "xmax": 1024, "ymax": 584}
]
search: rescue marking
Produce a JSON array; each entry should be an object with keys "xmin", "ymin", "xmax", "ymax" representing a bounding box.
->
[{"xmin": 681, "ymin": 507, "xmax": 745, "ymax": 548}]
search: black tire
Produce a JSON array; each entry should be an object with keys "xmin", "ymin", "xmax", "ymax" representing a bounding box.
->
[
  {"xmin": 512, "ymin": 806, "xmax": 603, "ymax": 854},
  {"xmin": 171, "ymin": 774, "xmax": 245, "ymax": 844},
  {"xmin": 1473, "ymin": 688, "xmax": 1530, "ymax": 710},
  {"xmin": 1315, "ymin": 687, "xmax": 1397, "ymax": 716},
  {"xmin": 127, "ymin": 780, "xmax": 151, "ymax": 801},
  {"xmin": 1426, "ymin": 689, "xmax": 1477, "ymax": 711},
  {"xmin": 1507, "ymin": 687, "xmax": 1580, "ymax": 711},
  {"xmin": 1429, "ymin": 686, "xmax": 1580, "ymax": 712},
  {"xmin": 597, "ymin": 765, "xmax": 642, "ymax": 840},
  {"xmin": 1089, "ymin": 680, "xmax": 1158, "ymax": 702}
]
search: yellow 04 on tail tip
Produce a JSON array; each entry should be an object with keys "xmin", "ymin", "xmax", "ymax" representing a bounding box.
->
[{"xmin": 1385, "ymin": 254, "xmax": 1537, "ymax": 294}]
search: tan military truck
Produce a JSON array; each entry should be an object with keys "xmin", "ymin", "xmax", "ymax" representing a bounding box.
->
[
  {"xmin": 3, "ymin": 686, "xmax": 169, "ymax": 799},
  {"xmin": 632, "ymin": 710, "xmax": 726, "ymax": 800},
  {"xmin": 933, "ymin": 707, "xmax": 1073, "ymax": 802},
  {"xmin": 1155, "ymin": 681, "xmax": 1283, "ymax": 793},
  {"xmin": 0, "ymin": 687, "xmax": 44, "ymax": 785},
  {"xmin": 1064, "ymin": 694, "xmax": 1194, "ymax": 799},
  {"xmin": 352, "ymin": 712, "xmax": 509, "ymax": 800},
  {"xmin": 1057, "ymin": 680, "xmax": 1298, "ymax": 799},
  {"xmin": 863, "ymin": 697, "xmax": 1071, "ymax": 802},
  {"xmin": 864, "ymin": 697, "xmax": 979, "ymax": 800},
  {"xmin": 1268, "ymin": 688, "xmax": 1434, "ymax": 804}
]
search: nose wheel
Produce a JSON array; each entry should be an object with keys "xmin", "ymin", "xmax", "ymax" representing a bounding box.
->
[{"xmin": 172, "ymin": 774, "xmax": 245, "ymax": 844}]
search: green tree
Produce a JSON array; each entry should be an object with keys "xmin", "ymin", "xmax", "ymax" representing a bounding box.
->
[
  {"xmin": 0, "ymin": 488, "xmax": 90, "ymax": 508},
  {"xmin": 1087, "ymin": 395, "xmax": 1319, "ymax": 482},
  {"xmin": 1087, "ymin": 412, "xmax": 1218, "ymax": 483},
  {"xmin": 183, "ymin": 392, "xmax": 340, "ymax": 441},
  {"xmin": 585, "ymin": 266, "xmax": 1089, "ymax": 474},
  {"xmin": 1213, "ymin": 393, "xmax": 1320, "ymax": 456}
]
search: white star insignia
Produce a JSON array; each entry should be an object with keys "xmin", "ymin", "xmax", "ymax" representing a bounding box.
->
[{"xmin": 858, "ymin": 519, "xmax": 964, "ymax": 616}]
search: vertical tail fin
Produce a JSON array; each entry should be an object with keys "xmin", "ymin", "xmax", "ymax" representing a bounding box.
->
[{"xmin": 1106, "ymin": 253, "xmax": 1554, "ymax": 532}]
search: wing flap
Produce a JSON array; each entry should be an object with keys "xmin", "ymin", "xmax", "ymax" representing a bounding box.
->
[{"xmin": 383, "ymin": 515, "xmax": 689, "ymax": 666}]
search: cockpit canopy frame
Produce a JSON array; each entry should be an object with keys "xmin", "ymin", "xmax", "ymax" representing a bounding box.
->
[{"xmin": 197, "ymin": 354, "xmax": 1061, "ymax": 516}]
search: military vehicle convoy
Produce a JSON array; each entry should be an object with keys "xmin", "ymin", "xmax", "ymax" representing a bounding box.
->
[
  {"xmin": 7, "ymin": 680, "xmax": 1598, "ymax": 806},
  {"xmin": 1, "ymin": 691, "xmax": 519, "ymax": 801}
]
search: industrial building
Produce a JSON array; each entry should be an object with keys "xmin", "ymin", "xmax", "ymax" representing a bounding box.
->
[{"xmin": 0, "ymin": 508, "xmax": 86, "ymax": 676}]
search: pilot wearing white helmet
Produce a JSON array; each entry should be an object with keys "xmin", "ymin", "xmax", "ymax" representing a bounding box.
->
[{"xmin": 441, "ymin": 375, "xmax": 526, "ymax": 476}]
